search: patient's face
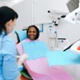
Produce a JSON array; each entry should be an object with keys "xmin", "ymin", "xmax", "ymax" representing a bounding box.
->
[{"xmin": 28, "ymin": 27, "xmax": 37, "ymax": 40}]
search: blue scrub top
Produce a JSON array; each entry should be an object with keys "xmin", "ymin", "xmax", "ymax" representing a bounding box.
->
[{"xmin": 0, "ymin": 31, "xmax": 19, "ymax": 80}]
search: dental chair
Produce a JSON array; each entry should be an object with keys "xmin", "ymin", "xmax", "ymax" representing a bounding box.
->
[
  {"xmin": 15, "ymin": 30, "xmax": 74, "ymax": 80},
  {"xmin": 15, "ymin": 30, "xmax": 27, "ymax": 43},
  {"xmin": 70, "ymin": 40, "xmax": 80, "ymax": 54}
]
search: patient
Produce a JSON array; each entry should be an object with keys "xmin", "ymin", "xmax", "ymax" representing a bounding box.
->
[
  {"xmin": 16, "ymin": 25, "xmax": 49, "ymax": 79},
  {"xmin": 16, "ymin": 25, "xmax": 74, "ymax": 80},
  {"xmin": 17, "ymin": 25, "xmax": 49, "ymax": 59}
]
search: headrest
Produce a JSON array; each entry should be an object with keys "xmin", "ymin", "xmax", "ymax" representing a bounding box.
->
[{"xmin": 15, "ymin": 30, "xmax": 27, "ymax": 42}]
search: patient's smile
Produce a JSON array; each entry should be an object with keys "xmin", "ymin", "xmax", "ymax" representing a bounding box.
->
[{"xmin": 28, "ymin": 27, "xmax": 37, "ymax": 40}]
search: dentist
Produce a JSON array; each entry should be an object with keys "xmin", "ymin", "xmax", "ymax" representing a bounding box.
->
[{"xmin": 0, "ymin": 6, "xmax": 27, "ymax": 80}]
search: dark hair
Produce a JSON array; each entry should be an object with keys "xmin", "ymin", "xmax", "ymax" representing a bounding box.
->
[
  {"xmin": 27, "ymin": 25, "xmax": 40, "ymax": 40},
  {"xmin": 0, "ymin": 6, "xmax": 18, "ymax": 35}
]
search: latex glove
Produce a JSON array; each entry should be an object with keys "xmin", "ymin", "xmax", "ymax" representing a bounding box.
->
[
  {"xmin": 18, "ymin": 54, "xmax": 28, "ymax": 66},
  {"xmin": 19, "ymin": 54, "xmax": 28, "ymax": 62}
]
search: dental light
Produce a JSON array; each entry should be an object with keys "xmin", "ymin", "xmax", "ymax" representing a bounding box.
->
[
  {"xmin": 64, "ymin": 0, "xmax": 80, "ymax": 24},
  {"xmin": 64, "ymin": 7, "xmax": 80, "ymax": 24}
]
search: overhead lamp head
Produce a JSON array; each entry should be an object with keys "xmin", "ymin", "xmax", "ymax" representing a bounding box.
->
[{"xmin": 64, "ymin": 7, "xmax": 80, "ymax": 24}]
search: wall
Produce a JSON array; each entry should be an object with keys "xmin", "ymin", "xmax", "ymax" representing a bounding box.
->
[
  {"xmin": 35, "ymin": 0, "xmax": 69, "ymax": 24},
  {"xmin": 9, "ymin": 0, "xmax": 33, "ymax": 42}
]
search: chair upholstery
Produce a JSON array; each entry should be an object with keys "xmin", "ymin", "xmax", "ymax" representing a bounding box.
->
[{"xmin": 15, "ymin": 30, "xmax": 27, "ymax": 43}]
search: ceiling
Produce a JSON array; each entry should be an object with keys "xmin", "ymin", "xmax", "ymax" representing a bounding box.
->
[{"xmin": 0, "ymin": 0, "xmax": 24, "ymax": 7}]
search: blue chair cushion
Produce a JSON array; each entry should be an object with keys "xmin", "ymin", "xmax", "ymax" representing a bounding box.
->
[{"xmin": 15, "ymin": 30, "xmax": 27, "ymax": 42}]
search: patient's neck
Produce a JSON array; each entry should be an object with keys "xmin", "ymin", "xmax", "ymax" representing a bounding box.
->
[{"xmin": 27, "ymin": 38, "xmax": 39, "ymax": 42}]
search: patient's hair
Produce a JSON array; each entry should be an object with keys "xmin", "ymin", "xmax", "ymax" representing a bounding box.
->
[{"xmin": 27, "ymin": 25, "xmax": 40, "ymax": 40}]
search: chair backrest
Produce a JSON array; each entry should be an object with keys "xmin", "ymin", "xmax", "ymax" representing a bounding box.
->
[{"xmin": 15, "ymin": 30, "xmax": 27, "ymax": 43}]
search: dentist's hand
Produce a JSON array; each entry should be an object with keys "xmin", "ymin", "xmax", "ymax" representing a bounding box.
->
[
  {"xmin": 18, "ymin": 54, "xmax": 28, "ymax": 66},
  {"xmin": 19, "ymin": 54, "xmax": 28, "ymax": 62}
]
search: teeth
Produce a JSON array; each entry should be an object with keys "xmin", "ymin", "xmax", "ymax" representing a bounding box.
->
[
  {"xmin": 31, "ymin": 36, "xmax": 33, "ymax": 37},
  {"xmin": 30, "ymin": 36, "xmax": 34, "ymax": 37}
]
